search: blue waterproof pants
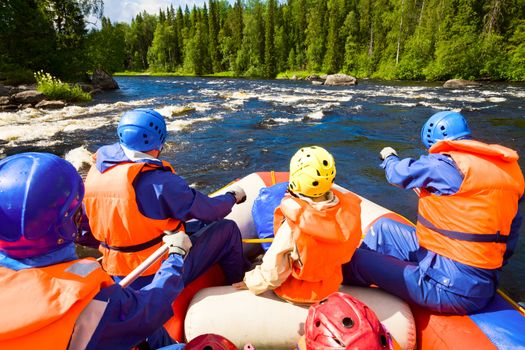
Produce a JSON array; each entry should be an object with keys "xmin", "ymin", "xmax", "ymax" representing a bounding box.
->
[
  {"xmin": 182, "ymin": 219, "xmax": 249, "ymax": 285},
  {"xmin": 342, "ymin": 218, "xmax": 498, "ymax": 315},
  {"xmin": 113, "ymin": 219, "xmax": 248, "ymax": 289},
  {"xmin": 115, "ymin": 219, "xmax": 248, "ymax": 348}
]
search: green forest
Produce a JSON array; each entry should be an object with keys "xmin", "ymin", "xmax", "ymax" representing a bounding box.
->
[{"xmin": 1, "ymin": 0, "xmax": 525, "ymax": 84}]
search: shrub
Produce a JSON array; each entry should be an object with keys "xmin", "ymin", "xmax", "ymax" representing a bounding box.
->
[{"xmin": 34, "ymin": 71, "xmax": 91, "ymax": 102}]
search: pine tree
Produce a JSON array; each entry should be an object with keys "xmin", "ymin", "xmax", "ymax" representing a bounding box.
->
[
  {"xmin": 305, "ymin": 0, "xmax": 327, "ymax": 72},
  {"xmin": 208, "ymin": 0, "xmax": 222, "ymax": 72},
  {"xmin": 232, "ymin": 0, "xmax": 244, "ymax": 52},
  {"xmin": 175, "ymin": 6, "xmax": 185, "ymax": 67},
  {"xmin": 264, "ymin": 0, "xmax": 277, "ymax": 77},
  {"xmin": 275, "ymin": 4, "xmax": 291, "ymax": 72},
  {"xmin": 323, "ymin": 0, "xmax": 346, "ymax": 73}
]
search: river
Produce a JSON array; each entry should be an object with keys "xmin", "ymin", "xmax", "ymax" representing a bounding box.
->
[{"xmin": 1, "ymin": 76, "xmax": 524, "ymax": 302}]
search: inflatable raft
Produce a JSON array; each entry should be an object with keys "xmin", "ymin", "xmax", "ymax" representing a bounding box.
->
[{"xmin": 167, "ymin": 172, "xmax": 525, "ymax": 350}]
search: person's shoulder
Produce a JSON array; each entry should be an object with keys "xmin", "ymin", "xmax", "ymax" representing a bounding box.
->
[
  {"xmin": 418, "ymin": 152, "xmax": 454, "ymax": 164},
  {"xmin": 136, "ymin": 167, "xmax": 187, "ymax": 187}
]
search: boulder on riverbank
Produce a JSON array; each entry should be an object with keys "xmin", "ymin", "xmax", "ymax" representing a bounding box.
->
[
  {"xmin": 92, "ymin": 69, "xmax": 119, "ymax": 90},
  {"xmin": 443, "ymin": 79, "xmax": 481, "ymax": 88},
  {"xmin": 13, "ymin": 90, "xmax": 45, "ymax": 105},
  {"xmin": 295, "ymin": 73, "xmax": 358, "ymax": 86},
  {"xmin": 0, "ymin": 84, "xmax": 10, "ymax": 96},
  {"xmin": 324, "ymin": 74, "xmax": 358, "ymax": 86},
  {"xmin": 0, "ymin": 85, "xmax": 70, "ymax": 111}
]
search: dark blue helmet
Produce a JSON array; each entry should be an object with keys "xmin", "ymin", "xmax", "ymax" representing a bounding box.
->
[
  {"xmin": 421, "ymin": 111, "xmax": 471, "ymax": 149},
  {"xmin": 117, "ymin": 109, "xmax": 167, "ymax": 151},
  {"xmin": 0, "ymin": 153, "xmax": 84, "ymax": 258}
]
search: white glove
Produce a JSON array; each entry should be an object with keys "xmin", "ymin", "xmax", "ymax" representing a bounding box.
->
[
  {"xmin": 163, "ymin": 231, "xmax": 192, "ymax": 256},
  {"xmin": 380, "ymin": 147, "xmax": 398, "ymax": 160},
  {"xmin": 227, "ymin": 184, "xmax": 247, "ymax": 204}
]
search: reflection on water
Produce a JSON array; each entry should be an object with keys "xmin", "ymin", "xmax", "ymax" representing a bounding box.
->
[{"xmin": 1, "ymin": 77, "xmax": 524, "ymax": 301}]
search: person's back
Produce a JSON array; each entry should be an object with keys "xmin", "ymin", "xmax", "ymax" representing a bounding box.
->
[
  {"xmin": 82, "ymin": 108, "xmax": 248, "ymax": 290},
  {"xmin": 343, "ymin": 111, "xmax": 524, "ymax": 314},
  {"xmin": 417, "ymin": 138, "xmax": 523, "ymax": 269},
  {"xmin": 0, "ymin": 152, "xmax": 192, "ymax": 349},
  {"xmin": 84, "ymin": 145, "xmax": 182, "ymax": 276},
  {"xmin": 234, "ymin": 146, "xmax": 362, "ymax": 304}
]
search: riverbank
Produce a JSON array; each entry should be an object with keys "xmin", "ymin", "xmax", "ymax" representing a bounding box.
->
[
  {"xmin": 114, "ymin": 71, "xmax": 237, "ymax": 78},
  {"xmin": 113, "ymin": 70, "xmax": 519, "ymax": 86},
  {"xmin": 114, "ymin": 70, "xmax": 324, "ymax": 80},
  {"xmin": 0, "ymin": 69, "xmax": 119, "ymax": 111}
]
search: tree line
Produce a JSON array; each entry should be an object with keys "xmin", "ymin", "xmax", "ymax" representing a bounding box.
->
[
  {"xmin": 0, "ymin": 0, "xmax": 103, "ymax": 83},
  {"xmin": 1, "ymin": 0, "xmax": 525, "ymax": 83}
]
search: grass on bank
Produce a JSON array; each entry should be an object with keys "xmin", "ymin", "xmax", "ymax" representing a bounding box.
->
[
  {"xmin": 114, "ymin": 70, "xmax": 327, "ymax": 79},
  {"xmin": 114, "ymin": 70, "xmax": 237, "ymax": 78},
  {"xmin": 34, "ymin": 71, "xmax": 92, "ymax": 102},
  {"xmin": 276, "ymin": 70, "xmax": 325, "ymax": 79}
]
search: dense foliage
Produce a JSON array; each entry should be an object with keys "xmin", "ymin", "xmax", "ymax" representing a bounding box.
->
[
  {"xmin": 2, "ymin": 0, "xmax": 525, "ymax": 82},
  {"xmin": 0, "ymin": 0, "xmax": 103, "ymax": 83}
]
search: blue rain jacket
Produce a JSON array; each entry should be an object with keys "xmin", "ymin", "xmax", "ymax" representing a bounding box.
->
[
  {"xmin": 95, "ymin": 143, "xmax": 236, "ymax": 223},
  {"xmin": 0, "ymin": 243, "xmax": 184, "ymax": 349},
  {"xmin": 381, "ymin": 154, "xmax": 522, "ymax": 262},
  {"xmin": 343, "ymin": 153, "xmax": 522, "ymax": 314}
]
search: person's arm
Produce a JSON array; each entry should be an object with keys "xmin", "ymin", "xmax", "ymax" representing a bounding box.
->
[
  {"xmin": 86, "ymin": 254, "xmax": 185, "ymax": 349},
  {"xmin": 381, "ymin": 153, "xmax": 463, "ymax": 195},
  {"xmin": 503, "ymin": 196, "xmax": 523, "ymax": 265},
  {"xmin": 134, "ymin": 170, "xmax": 236, "ymax": 223},
  {"xmin": 241, "ymin": 222, "xmax": 294, "ymax": 295}
]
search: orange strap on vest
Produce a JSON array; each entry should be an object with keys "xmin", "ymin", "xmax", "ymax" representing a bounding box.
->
[
  {"xmin": 273, "ymin": 190, "xmax": 362, "ymax": 304},
  {"xmin": 0, "ymin": 259, "xmax": 113, "ymax": 349},
  {"xmin": 84, "ymin": 159, "xmax": 183, "ymax": 276},
  {"xmin": 417, "ymin": 140, "xmax": 524, "ymax": 269}
]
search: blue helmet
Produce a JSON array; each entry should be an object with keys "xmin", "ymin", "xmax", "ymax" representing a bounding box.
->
[
  {"xmin": 117, "ymin": 109, "xmax": 167, "ymax": 152},
  {"xmin": 421, "ymin": 111, "xmax": 472, "ymax": 149},
  {"xmin": 0, "ymin": 153, "xmax": 84, "ymax": 259}
]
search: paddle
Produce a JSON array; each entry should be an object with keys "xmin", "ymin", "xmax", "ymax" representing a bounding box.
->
[
  {"xmin": 117, "ymin": 237, "xmax": 276, "ymax": 288},
  {"xmin": 119, "ymin": 243, "xmax": 170, "ymax": 288}
]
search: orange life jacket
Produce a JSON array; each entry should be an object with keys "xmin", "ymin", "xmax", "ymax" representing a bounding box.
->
[
  {"xmin": 84, "ymin": 160, "xmax": 183, "ymax": 276},
  {"xmin": 273, "ymin": 190, "xmax": 362, "ymax": 304},
  {"xmin": 0, "ymin": 259, "xmax": 113, "ymax": 349},
  {"xmin": 417, "ymin": 139, "xmax": 524, "ymax": 269}
]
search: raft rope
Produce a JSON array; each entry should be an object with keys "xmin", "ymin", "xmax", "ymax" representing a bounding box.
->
[
  {"xmin": 497, "ymin": 289, "xmax": 525, "ymax": 316},
  {"xmin": 242, "ymin": 238, "xmax": 274, "ymax": 243}
]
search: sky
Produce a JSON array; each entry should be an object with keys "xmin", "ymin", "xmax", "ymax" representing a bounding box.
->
[{"xmin": 97, "ymin": 0, "xmax": 208, "ymax": 25}]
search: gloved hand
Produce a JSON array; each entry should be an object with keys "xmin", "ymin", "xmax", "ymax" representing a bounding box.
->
[
  {"xmin": 162, "ymin": 231, "xmax": 192, "ymax": 256},
  {"xmin": 380, "ymin": 146, "xmax": 398, "ymax": 160},
  {"xmin": 227, "ymin": 184, "xmax": 247, "ymax": 204}
]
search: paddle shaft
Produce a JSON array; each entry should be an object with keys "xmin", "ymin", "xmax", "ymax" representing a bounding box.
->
[{"xmin": 119, "ymin": 243, "xmax": 169, "ymax": 288}]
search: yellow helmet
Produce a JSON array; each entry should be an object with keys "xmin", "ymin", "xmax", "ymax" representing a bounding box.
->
[{"xmin": 288, "ymin": 146, "xmax": 336, "ymax": 198}]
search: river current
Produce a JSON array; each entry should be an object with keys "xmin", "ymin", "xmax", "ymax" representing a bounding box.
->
[{"xmin": 1, "ymin": 76, "xmax": 524, "ymax": 302}]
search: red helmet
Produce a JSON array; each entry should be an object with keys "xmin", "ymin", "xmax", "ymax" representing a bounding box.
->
[
  {"xmin": 185, "ymin": 334, "xmax": 237, "ymax": 350},
  {"xmin": 302, "ymin": 292, "xmax": 394, "ymax": 350}
]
